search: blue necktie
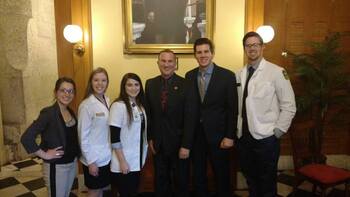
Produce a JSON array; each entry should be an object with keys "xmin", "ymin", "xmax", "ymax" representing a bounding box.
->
[{"xmin": 242, "ymin": 66, "xmax": 255, "ymax": 134}]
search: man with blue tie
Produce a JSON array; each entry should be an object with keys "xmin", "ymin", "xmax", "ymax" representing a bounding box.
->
[{"xmin": 236, "ymin": 32, "xmax": 296, "ymax": 197}]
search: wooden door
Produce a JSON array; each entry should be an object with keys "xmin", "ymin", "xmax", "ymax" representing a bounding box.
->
[
  {"xmin": 263, "ymin": 0, "xmax": 350, "ymax": 71},
  {"xmin": 261, "ymin": 0, "xmax": 350, "ymax": 154}
]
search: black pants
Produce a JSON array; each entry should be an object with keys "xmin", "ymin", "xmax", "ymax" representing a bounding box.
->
[
  {"xmin": 237, "ymin": 133, "xmax": 280, "ymax": 197},
  {"xmin": 153, "ymin": 149, "xmax": 190, "ymax": 197},
  {"xmin": 192, "ymin": 128, "xmax": 232, "ymax": 197},
  {"xmin": 112, "ymin": 171, "xmax": 140, "ymax": 197}
]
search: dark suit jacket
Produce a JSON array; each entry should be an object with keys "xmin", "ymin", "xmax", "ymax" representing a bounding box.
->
[
  {"xmin": 185, "ymin": 64, "xmax": 238, "ymax": 146},
  {"xmin": 145, "ymin": 74, "xmax": 192, "ymax": 154},
  {"xmin": 21, "ymin": 102, "xmax": 80, "ymax": 162}
]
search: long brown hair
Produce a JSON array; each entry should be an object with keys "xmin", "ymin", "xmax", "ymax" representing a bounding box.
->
[
  {"xmin": 115, "ymin": 73, "xmax": 145, "ymax": 125},
  {"xmin": 84, "ymin": 67, "xmax": 109, "ymax": 99}
]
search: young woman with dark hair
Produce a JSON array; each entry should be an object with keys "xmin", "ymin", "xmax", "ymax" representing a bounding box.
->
[
  {"xmin": 21, "ymin": 77, "xmax": 80, "ymax": 197},
  {"xmin": 109, "ymin": 73, "xmax": 148, "ymax": 197}
]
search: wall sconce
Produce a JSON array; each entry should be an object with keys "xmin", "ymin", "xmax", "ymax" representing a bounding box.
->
[
  {"xmin": 256, "ymin": 25, "xmax": 275, "ymax": 43},
  {"xmin": 63, "ymin": 25, "xmax": 85, "ymax": 56}
]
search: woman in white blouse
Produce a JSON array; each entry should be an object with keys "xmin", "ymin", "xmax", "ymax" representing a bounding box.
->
[
  {"xmin": 109, "ymin": 73, "xmax": 148, "ymax": 197},
  {"xmin": 78, "ymin": 67, "xmax": 111, "ymax": 197}
]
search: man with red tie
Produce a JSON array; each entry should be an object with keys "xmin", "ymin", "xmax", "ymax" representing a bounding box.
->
[{"xmin": 145, "ymin": 49, "xmax": 191, "ymax": 197}]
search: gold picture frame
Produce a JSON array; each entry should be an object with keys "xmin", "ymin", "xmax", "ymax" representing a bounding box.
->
[{"xmin": 122, "ymin": 0, "xmax": 215, "ymax": 54}]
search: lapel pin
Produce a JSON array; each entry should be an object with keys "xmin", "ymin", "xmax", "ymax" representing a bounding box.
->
[{"xmin": 174, "ymin": 86, "xmax": 178, "ymax": 90}]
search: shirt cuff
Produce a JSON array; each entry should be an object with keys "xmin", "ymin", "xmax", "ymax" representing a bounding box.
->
[{"xmin": 112, "ymin": 142, "xmax": 123, "ymax": 149}]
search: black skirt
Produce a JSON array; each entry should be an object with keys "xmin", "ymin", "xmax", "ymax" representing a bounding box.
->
[{"xmin": 82, "ymin": 163, "xmax": 111, "ymax": 189}]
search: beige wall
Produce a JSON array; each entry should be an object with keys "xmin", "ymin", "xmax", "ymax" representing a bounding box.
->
[{"xmin": 91, "ymin": 0, "xmax": 245, "ymax": 99}]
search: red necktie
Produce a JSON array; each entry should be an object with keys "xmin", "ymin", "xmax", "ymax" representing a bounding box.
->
[{"xmin": 161, "ymin": 79, "xmax": 168, "ymax": 111}]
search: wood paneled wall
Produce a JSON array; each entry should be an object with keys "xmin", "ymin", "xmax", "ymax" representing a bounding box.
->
[
  {"xmin": 245, "ymin": 0, "xmax": 350, "ymax": 155},
  {"xmin": 54, "ymin": 0, "xmax": 93, "ymax": 112}
]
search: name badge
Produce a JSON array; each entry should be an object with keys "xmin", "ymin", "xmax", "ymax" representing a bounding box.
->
[{"xmin": 95, "ymin": 112, "xmax": 105, "ymax": 117}]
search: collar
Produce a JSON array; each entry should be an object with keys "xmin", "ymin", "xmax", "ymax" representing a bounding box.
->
[
  {"xmin": 89, "ymin": 94, "xmax": 109, "ymax": 109},
  {"xmin": 199, "ymin": 63, "xmax": 214, "ymax": 75},
  {"xmin": 161, "ymin": 73, "xmax": 175, "ymax": 84},
  {"xmin": 53, "ymin": 101, "xmax": 73, "ymax": 115},
  {"xmin": 248, "ymin": 57, "xmax": 263, "ymax": 70}
]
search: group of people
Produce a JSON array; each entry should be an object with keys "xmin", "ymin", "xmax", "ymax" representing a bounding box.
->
[{"xmin": 21, "ymin": 32, "xmax": 296, "ymax": 197}]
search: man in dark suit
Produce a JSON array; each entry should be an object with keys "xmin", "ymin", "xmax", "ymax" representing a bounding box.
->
[
  {"xmin": 145, "ymin": 49, "xmax": 191, "ymax": 197},
  {"xmin": 185, "ymin": 38, "xmax": 238, "ymax": 197}
]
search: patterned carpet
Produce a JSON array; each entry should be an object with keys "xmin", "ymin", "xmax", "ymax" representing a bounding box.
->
[{"xmin": 0, "ymin": 158, "xmax": 347, "ymax": 196}]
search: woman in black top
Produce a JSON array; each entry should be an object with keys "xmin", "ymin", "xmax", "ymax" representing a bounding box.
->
[{"xmin": 21, "ymin": 77, "xmax": 80, "ymax": 197}]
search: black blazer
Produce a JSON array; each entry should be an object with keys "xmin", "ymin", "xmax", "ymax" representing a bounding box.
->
[
  {"xmin": 21, "ymin": 102, "xmax": 80, "ymax": 162},
  {"xmin": 185, "ymin": 64, "xmax": 238, "ymax": 146},
  {"xmin": 145, "ymin": 74, "xmax": 192, "ymax": 154}
]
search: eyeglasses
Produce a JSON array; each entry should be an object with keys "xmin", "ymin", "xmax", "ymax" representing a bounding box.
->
[
  {"xmin": 58, "ymin": 88, "xmax": 75, "ymax": 95},
  {"xmin": 244, "ymin": 43, "xmax": 262, "ymax": 49}
]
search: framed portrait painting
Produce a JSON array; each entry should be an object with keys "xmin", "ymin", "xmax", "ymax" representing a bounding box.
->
[{"xmin": 122, "ymin": 0, "xmax": 215, "ymax": 54}]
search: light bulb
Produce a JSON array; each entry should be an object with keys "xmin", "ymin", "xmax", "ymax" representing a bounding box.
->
[
  {"xmin": 256, "ymin": 25, "xmax": 275, "ymax": 43},
  {"xmin": 63, "ymin": 25, "xmax": 83, "ymax": 43}
]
